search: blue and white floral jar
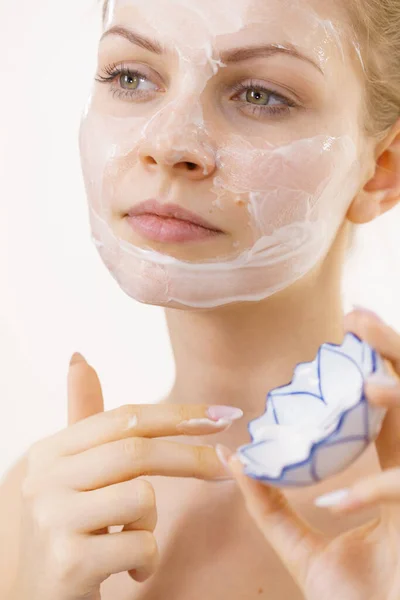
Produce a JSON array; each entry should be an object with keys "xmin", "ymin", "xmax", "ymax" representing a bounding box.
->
[{"xmin": 237, "ymin": 332, "xmax": 389, "ymax": 487}]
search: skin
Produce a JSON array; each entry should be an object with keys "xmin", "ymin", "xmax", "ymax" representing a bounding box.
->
[
  {"xmin": 8, "ymin": 356, "xmax": 236, "ymax": 600},
  {"xmin": 226, "ymin": 310, "xmax": 400, "ymax": 600},
  {"xmin": 2, "ymin": 0, "xmax": 400, "ymax": 598},
  {"xmin": 6, "ymin": 311, "xmax": 400, "ymax": 600},
  {"xmin": 83, "ymin": 0, "xmax": 369, "ymax": 303}
]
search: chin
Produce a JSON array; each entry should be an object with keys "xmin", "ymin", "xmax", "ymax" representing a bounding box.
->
[{"xmin": 119, "ymin": 289, "xmax": 216, "ymax": 312}]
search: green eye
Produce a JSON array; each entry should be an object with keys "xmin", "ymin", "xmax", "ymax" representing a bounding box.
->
[
  {"xmin": 246, "ymin": 89, "xmax": 271, "ymax": 105},
  {"xmin": 120, "ymin": 73, "xmax": 141, "ymax": 90}
]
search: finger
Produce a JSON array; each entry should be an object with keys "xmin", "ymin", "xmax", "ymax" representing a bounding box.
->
[
  {"xmin": 315, "ymin": 468, "xmax": 400, "ymax": 513},
  {"xmin": 67, "ymin": 353, "xmax": 108, "ymax": 535},
  {"xmin": 67, "ymin": 353, "xmax": 104, "ymax": 426},
  {"xmin": 49, "ymin": 403, "xmax": 243, "ymax": 457},
  {"xmin": 224, "ymin": 452, "xmax": 326, "ymax": 589},
  {"xmin": 376, "ymin": 398, "xmax": 400, "ymax": 471},
  {"xmin": 82, "ymin": 529, "xmax": 159, "ymax": 584},
  {"xmin": 365, "ymin": 379, "xmax": 400, "ymax": 408},
  {"xmin": 343, "ymin": 310, "xmax": 400, "ymax": 470},
  {"xmin": 364, "ymin": 378, "xmax": 400, "ymax": 469},
  {"xmin": 343, "ymin": 309, "xmax": 400, "ymax": 376},
  {"xmin": 122, "ymin": 480, "xmax": 158, "ymax": 576},
  {"xmin": 58, "ymin": 438, "xmax": 232, "ymax": 490},
  {"xmin": 70, "ymin": 479, "xmax": 157, "ymax": 533}
]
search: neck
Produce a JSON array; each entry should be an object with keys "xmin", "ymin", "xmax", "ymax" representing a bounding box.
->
[{"xmin": 162, "ymin": 222, "xmax": 350, "ymax": 449}]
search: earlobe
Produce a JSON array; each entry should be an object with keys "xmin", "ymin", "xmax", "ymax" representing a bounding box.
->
[{"xmin": 346, "ymin": 190, "xmax": 383, "ymax": 224}]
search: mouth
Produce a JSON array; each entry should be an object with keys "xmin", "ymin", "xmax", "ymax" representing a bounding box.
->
[{"xmin": 125, "ymin": 199, "xmax": 224, "ymax": 244}]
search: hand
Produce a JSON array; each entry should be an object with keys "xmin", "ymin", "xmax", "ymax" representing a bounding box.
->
[
  {"xmin": 11, "ymin": 353, "xmax": 238, "ymax": 600},
  {"xmin": 219, "ymin": 308, "xmax": 400, "ymax": 600}
]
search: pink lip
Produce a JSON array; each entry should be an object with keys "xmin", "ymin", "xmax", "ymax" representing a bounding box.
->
[
  {"xmin": 125, "ymin": 200, "xmax": 224, "ymax": 244},
  {"xmin": 127, "ymin": 200, "xmax": 221, "ymax": 230}
]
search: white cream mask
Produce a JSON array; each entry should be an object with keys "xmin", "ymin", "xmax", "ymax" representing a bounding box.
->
[{"xmin": 79, "ymin": 0, "xmax": 366, "ymax": 309}]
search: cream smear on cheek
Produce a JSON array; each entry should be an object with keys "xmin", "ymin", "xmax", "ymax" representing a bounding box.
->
[{"xmin": 79, "ymin": 0, "xmax": 365, "ymax": 309}]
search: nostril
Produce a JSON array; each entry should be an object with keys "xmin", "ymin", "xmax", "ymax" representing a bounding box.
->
[
  {"xmin": 144, "ymin": 156, "xmax": 157, "ymax": 166},
  {"xmin": 186, "ymin": 162, "xmax": 197, "ymax": 171}
]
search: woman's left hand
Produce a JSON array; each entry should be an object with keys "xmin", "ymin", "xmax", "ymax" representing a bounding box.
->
[{"xmin": 218, "ymin": 308, "xmax": 400, "ymax": 600}]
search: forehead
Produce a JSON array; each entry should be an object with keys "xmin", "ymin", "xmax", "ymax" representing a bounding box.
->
[{"xmin": 104, "ymin": 0, "xmax": 351, "ymax": 56}]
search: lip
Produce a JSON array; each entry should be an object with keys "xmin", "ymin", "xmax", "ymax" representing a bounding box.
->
[
  {"xmin": 126, "ymin": 200, "xmax": 221, "ymax": 231},
  {"xmin": 125, "ymin": 199, "xmax": 224, "ymax": 244}
]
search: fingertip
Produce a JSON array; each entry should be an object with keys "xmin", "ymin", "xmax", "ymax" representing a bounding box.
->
[
  {"xmin": 350, "ymin": 305, "xmax": 382, "ymax": 321},
  {"xmin": 228, "ymin": 454, "xmax": 245, "ymax": 475},
  {"xmin": 215, "ymin": 443, "xmax": 234, "ymax": 467},
  {"xmin": 342, "ymin": 312, "xmax": 358, "ymax": 333},
  {"xmin": 70, "ymin": 352, "xmax": 87, "ymax": 366},
  {"xmin": 343, "ymin": 307, "xmax": 374, "ymax": 327},
  {"xmin": 229, "ymin": 454, "xmax": 242, "ymax": 466}
]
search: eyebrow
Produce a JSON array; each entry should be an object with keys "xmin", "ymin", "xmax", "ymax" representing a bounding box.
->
[
  {"xmin": 101, "ymin": 26, "xmax": 165, "ymax": 54},
  {"xmin": 100, "ymin": 26, "xmax": 324, "ymax": 75}
]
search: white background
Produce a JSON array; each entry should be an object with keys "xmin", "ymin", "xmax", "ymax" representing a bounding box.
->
[
  {"xmin": 0, "ymin": 1, "xmax": 175, "ymax": 477},
  {"xmin": 0, "ymin": 1, "xmax": 399, "ymax": 478}
]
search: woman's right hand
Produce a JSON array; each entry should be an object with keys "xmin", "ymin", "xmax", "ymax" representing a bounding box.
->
[{"xmin": 11, "ymin": 353, "xmax": 240, "ymax": 600}]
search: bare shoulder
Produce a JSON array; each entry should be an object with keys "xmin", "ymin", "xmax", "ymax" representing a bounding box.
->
[{"xmin": 0, "ymin": 454, "xmax": 28, "ymax": 596}]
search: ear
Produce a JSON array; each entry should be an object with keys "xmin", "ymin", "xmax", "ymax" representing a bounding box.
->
[{"xmin": 347, "ymin": 117, "xmax": 400, "ymax": 224}]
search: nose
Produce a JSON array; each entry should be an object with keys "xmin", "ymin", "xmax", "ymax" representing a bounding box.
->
[{"xmin": 138, "ymin": 138, "xmax": 217, "ymax": 180}]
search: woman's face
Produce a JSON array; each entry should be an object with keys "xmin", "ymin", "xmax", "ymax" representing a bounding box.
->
[{"xmin": 79, "ymin": 0, "xmax": 369, "ymax": 309}]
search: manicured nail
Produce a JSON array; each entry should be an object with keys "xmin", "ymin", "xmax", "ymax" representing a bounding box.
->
[
  {"xmin": 207, "ymin": 406, "xmax": 244, "ymax": 422},
  {"xmin": 215, "ymin": 443, "xmax": 234, "ymax": 468},
  {"xmin": 366, "ymin": 371, "xmax": 399, "ymax": 388},
  {"xmin": 70, "ymin": 352, "xmax": 87, "ymax": 366},
  {"xmin": 351, "ymin": 304, "xmax": 383, "ymax": 322},
  {"xmin": 314, "ymin": 488, "xmax": 351, "ymax": 507}
]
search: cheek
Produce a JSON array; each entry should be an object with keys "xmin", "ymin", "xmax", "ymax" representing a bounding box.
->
[
  {"xmin": 79, "ymin": 109, "xmax": 148, "ymax": 215},
  {"xmin": 216, "ymin": 135, "xmax": 359, "ymax": 235},
  {"xmin": 80, "ymin": 100, "xmax": 360, "ymax": 251}
]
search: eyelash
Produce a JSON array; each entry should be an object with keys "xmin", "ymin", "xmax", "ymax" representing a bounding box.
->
[
  {"xmin": 95, "ymin": 64, "xmax": 157, "ymax": 101},
  {"xmin": 230, "ymin": 80, "xmax": 297, "ymax": 117},
  {"xmin": 95, "ymin": 63, "xmax": 298, "ymax": 118}
]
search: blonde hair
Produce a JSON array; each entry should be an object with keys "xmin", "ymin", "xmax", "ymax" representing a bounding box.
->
[{"xmin": 345, "ymin": 0, "xmax": 400, "ymax": 139}]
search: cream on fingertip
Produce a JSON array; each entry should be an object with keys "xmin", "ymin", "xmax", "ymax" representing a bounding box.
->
[{"xmin": 176, "ymin": 417, "xmax": 233, "ymax": 434}]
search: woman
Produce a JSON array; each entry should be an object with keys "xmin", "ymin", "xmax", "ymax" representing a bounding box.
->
[{"xmin": 2, "ymin": 0, "xmax": 400, "ymax": 598}]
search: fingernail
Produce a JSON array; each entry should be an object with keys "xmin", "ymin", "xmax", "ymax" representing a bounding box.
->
[
  {"xmin": 215, "ymin": 443, "xmax": 234, "ymax": 468},
  {"xmin": 366, "ymin": 371, "xmax": 399, "ymax": 388},
  {"xmin": 351, "ymin": 304, "xmax": 383, "ymax": 322},
  {"xmin": 70, "ymin": 352, "xmax": 87, "ymax": 366},
  {"xmin": 207, "ymin": 406, "xmax": 244, "ymax": 422},
  {"xmin": 314, "ymin": 488, "xmax": 351, "ymax": 507}
]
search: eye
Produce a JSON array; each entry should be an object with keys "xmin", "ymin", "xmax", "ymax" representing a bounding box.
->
[
  {"xmin": 95, "ymin": 63, "xmax": 161, "ymax": 100},
  {"xmin": 118, "ymin": 71, "xmax": 156, "ymax": 93},
  {"xmin": 120, "ymin": 71, "xmax": 141, "ymax": 91},
  {"xmin": 245, "ymin": 88, "xmax": 281, "ymax": 106},
  {"xmin": 231, "ymin": 80, "xmax": 298, "ymax": 118}
]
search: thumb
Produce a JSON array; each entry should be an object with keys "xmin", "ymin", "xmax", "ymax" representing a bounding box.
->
[
  {"xmin": 216, "ymin": 444, "xmax": 326, "ymax": 588},
  {"xmin": 67, "ymin": 352, "xmax": 105, "ymax": 426}
]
